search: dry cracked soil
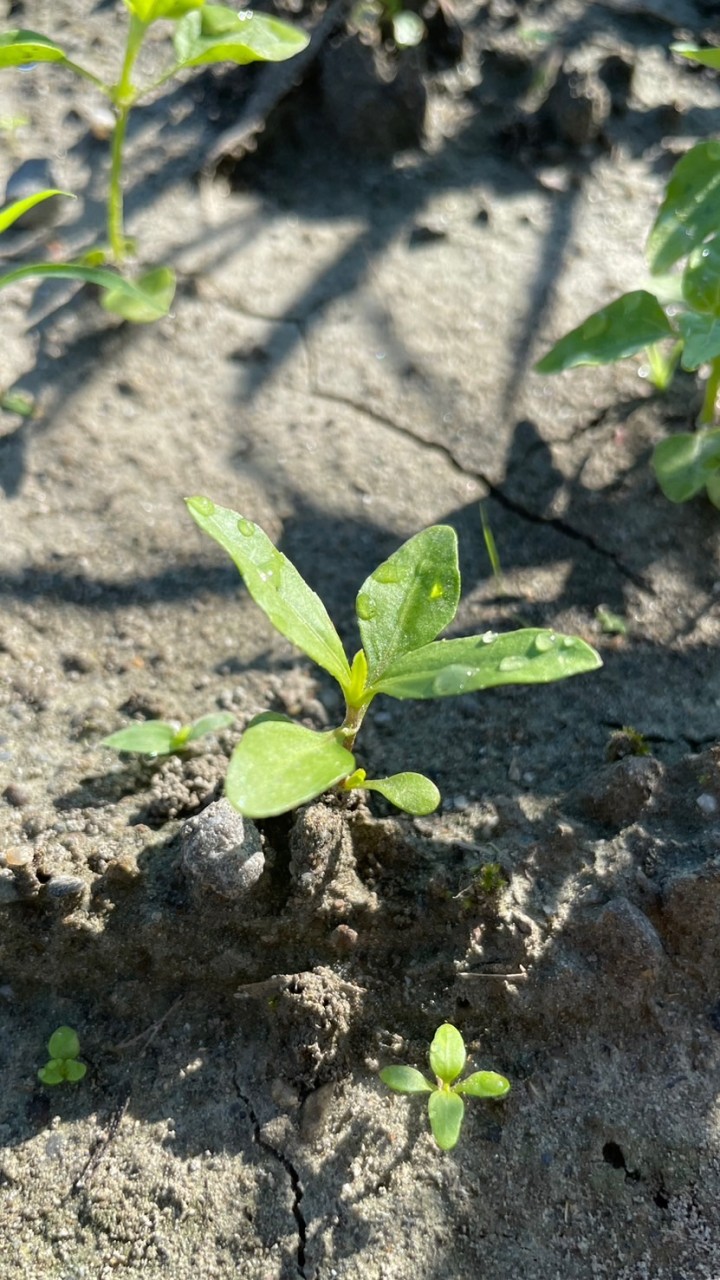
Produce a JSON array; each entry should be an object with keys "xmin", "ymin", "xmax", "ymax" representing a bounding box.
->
[{"xmin": 2, "ymin": 0, "xmax": 720, "ymax": 1276}]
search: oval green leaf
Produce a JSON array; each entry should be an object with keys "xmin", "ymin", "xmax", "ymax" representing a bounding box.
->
[
  {"xmin": 652, "ymin": 428, "xmax": 720, "ymax": 504},
  {"xmin": 0, "ymin": 29, "xmax": 68, "ymax": 67},
  {"xmin": 682, "ymin": 235, "xmax": 720, "ymax": 316},
  {"xmin": 357, "ymin": 526, "xmax": 460, "ymax": 684},
  {"xmin": 102, "ymin": 721, "xmax": 178, "ymax": 754},
  {"xmin": 678, "ymin": 312, "xmax": 720, "ymax": 370},
  {"xmin": 363, "ymin": 772, "xmax": 440, "ymax": 816},
  {"xmin": 0, "ymin": 189, "xmax": 73, "ymax": 235},
  {"xmin": 379, "ymin": 1065, "xmax": 433, "ymax": 1094},
  {"xmin": 429, "ymin": 1024, "xmax": 466, "ymax": 1084},
  {"xmin": 47, "ymin": 1026, "xmax": 81, "ymax": 1060},
  {"xmin": 185, "ymin": 499, "xmax": 351, "ymax": 690},
  {"xmin": 174, "ymin": 5, "xmax": 309, "ymax": 67},
  {"xmin": 455, "ymin": 1070, "xmax": 511, "ymax": 1098},
  {"xmin": 38, "ymin": 1061, "xmax": 65, "ymax": 1085},
  {"xmin": 428, "ymin": 1089, "xmax": 465, "ymax": 1151},
  {"xmin": 535, "ymin": 291, "xmax": 673, "ymax": 373},
  {"xmin": 226, "ymin": 719, "xmax": 355, "ymax": 818},
  {"xmin": 647, "ymin": 140, "xmax": 720, "ymax": 274},
  {"xmin": 372, "ymin": 628, "xmax": 601, "ymax": 701},
  {"xmin": 0, "ymin": 262, "xmax": 175, "ymax": 322},
  {"xmin": 64, "ymin": 1059, "xmax": 87, "ymax": 1082},
  {"xmin": 185, "ymin": 711, "xmax": 234, "ymax": 742}
]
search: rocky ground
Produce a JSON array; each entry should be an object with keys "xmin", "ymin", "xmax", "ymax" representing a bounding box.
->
[{"xmin": 2, "ymin": 0, "xmax": 720, "ymax": 1276}]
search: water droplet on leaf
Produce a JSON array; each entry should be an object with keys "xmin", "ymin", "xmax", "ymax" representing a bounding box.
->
[
  {"xmin": 429, "ymin": 582, "xmax": 444, "ymax": 600},
  {"xmin": 533, "ymin": 631, "xmax": 556, "ymax": 653},
  {"xmin": 191, "ymin": 496, "xmax": 215, "ymax": 516},
  {"xmin": 498, "ymin": 655, "xmax": 529, "ymax": 672},
  {"xmin": 373, "ymin": 564, "xmax": 399, "ymax": 585},
  {"xmin": 481, "ymin": 631, "xmax": 497, "ymax": 644},
  {"xmin": 237, "ymin": 518, "xmax": 254, "ymax": 537},
  {"xmin": 356, "ymin": 594, "xmax": 376, "ymax": 621}
]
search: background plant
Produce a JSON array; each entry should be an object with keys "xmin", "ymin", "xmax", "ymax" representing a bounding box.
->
[
  {"xmin": 535, "ymin": 128, "xmax": 720, "ymax": 508},
  {"xmin": 0, "ymin": 2, "xmax": 309, "ymax": 322},
  {"xmin": 103, "ymin": 711, "xmax": 234, "ymax": 755},
  {"xmin": 38, "ymin": 1026, "xmax": 86, "ymax": 1085},
  {"xmin": 187, "ymin": 496, "xmax": 601, "ymax": 818},
  {"xmin": 380, "ymin": 1023, "xmax": 510, "ymax": 1151}
]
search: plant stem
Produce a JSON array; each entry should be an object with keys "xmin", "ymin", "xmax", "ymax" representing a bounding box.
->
[
  {"xmin": 108, "ymin": 16, "xmax": 147, "ymax": 264},
  {"xmin": 339, "ymin": 702, "xmax": 368, "ymax": 752},
  {"xmin": 699, "ymin": 356, "xmax": 720, "ymax": 426}
]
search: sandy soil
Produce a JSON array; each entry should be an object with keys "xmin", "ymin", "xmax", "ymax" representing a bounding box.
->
[{"xmin": 2, "ymin": 0, "xmax": 720, "ymax": 1276}]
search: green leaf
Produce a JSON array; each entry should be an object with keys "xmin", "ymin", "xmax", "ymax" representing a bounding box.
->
[
  {"xmin": 671, "ymin": 44, "xmax": 720, "ymax": 71},
  {"xmin": 173, "ymin": 6, "xmax": 309, "ymax": 67},
  {"xmin": 102, "ymin": 721, "xmax": 179, "ymax": 754},
  {"xmin": 652, "ymin": 428, "xmax": 720, "ymax": 503},
  {"xmin": 682, "ymin": 235, "xmax": 720, "ymax": 315},
  {"xmin": 357, "ymin": 526, "xmax": 460, "ymax": 684},
  {"xmin": 185, "ymin": 499, "xmax": 352, "ymax": 690},
  {"xmin": 372, "ymin": 628, "xmax": 602, "ymax": 700},
  {"xmin": 535, "ymin": 291, "xmax": 673, "ymax": 373},
  {"xmin": 379, "ymin": 1065, "xmax": 434, "ymax": 1094},
  {"xmin": 0, "ymin": 262, "xmax": 175, "ymax": 323},
  {"xmin": 677, "ymin": 312, "xmax": 720, "ymax": 370},
  {"xmin": 429, "ymin": 1024, "xmax": 466, "ymax": 1085},
  {"xmin": 48, "ymin": 1027, "xmax": 81, "ymax": 1059},
  {"xmin": 647, "ymin": 141, "xmax": 720, "ymax": 274},
  {"xmin": 38, "ymin": 1061, "xmax": 65, "ymax": 1085},
  {"xmin": 0, "ymin": 188, "xmax": 73, "ymax": 234},
  {"xmin": 428, "ymin": 1090, "xmax": 465, "ymax": 1151},
  {"xmin": 455, "ymin": 1070, "xmax": 511, "ymax": 1098},
  {"xmin": 0, "ymin": 30, "xmax": 69, "ymax": 67},
  {"xmin": 363, "ymin": 772, "xmax": 440, "ymax": 816},
  {"xmin": 226, "ymin": 718, "xmax": 355, "ymax": 818},
  {"xmin": 0, "ymin": 390, "xmax": 34, "ymax": 417},
  {"xmin": 185, "ymin": 712, "xmax": 234, "ymax": 742},
  {"xmin": 124, "ymin": 0, "xmax": 205, "ymax": 21},
  {"xmin": 64, "ymin": 1059, "xmax": 87, "ymax": 1082}
]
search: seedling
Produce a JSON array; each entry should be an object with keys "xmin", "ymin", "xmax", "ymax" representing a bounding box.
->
[
  {"xmin": 535, "ymin": 133, "xmax": 720, "ymax": 506},
  {"xmin": 186, "ymin": 497, "xmax": 601, "ymax": 818},
  {"xmin": 103, "ymin": 711, "xmax": 234, "ymax": 756},
  {"xmin": 380, "ymin": 1023, "xmax": 510, "ymax": 1151},
  {"xmin": 38, "ymin": 1026, "xmax": 86, "ymax": 1085},
  {"xmin": 0, "ymin": 3, "xmax": 309, "ymax": 321}
]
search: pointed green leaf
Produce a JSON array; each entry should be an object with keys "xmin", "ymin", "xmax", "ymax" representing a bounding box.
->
[
  {"xmin": 185, "ymin": 712, "xmax": 234, "ymax": 742},
  {"xmin": 0, "ymin": 30, "xmax": 69, "ymax": 67},
  {"xmin": 677, "ymin": 312, "xmax": 720, "ymax": 370},
  {"xmin": 102, "ymin": 721, "xmax": 179, "ymax": 754},
  {"xmin": 455, "ymin": 1070, "xmax": 511, "ymax": 1098},
  {"xmin": 647, "ymin": 141, "xmax": 720, "ymax": 274},
  {"xmin": 379, "ymin": 1066, "xmax": 434, "ymax": 1094},
  {"xmin": 226, "ymin": 719, "xmax": 354, "ymax": 818},
  {"xmin": 63, "ymin": 1059, "xmax": 87, "ymax": 1082},
  {"xmin": 0, "ymin": 262, "xmax": 175, "ymax": 322},
  {"xmin": 429, "ymin": 1024, "xmax": 466, "ymax": 1084},
  {"xmin": 173, "ymin": 5, "xmax": 309, "ymax": 67},
  {"xmin": 185, "ymin": 499, "xmax": 352, "ymax": 689},
  {"xmin": 672, "ymin": 44, "xmax": 720, "ymax": 70},
  {"xmin": 372, "ymin": 628, "xmax": 601, "ymax": 701},
  {"xmin": 38, "ymin": 1061, "xmax": 65, "ymax": 1085},
  {"xmin": 535, "ymin": 291, "xmax": 673, "ymax": 373},
  {"xmin": 363, "ymin": 772, "xmax": 440, "ymax": 816},
  {"xmin": 428, "ymin": 1090, "xmax": 465, "ymax": 1150},
  {"xmin": 682, "ymin": 235, "xmax": 720, "ymax": 315},
  {"xmin": 357, "ymin": 526, "xmax": 460, "ymax": 684},
  {"xmin": 0, "ymin": 189, "xmax": 73, "ymax": 235},
  {"xmin": 124, "ymin": 0, "xmax": 205, "ymax": 21},
  {"xmin": 652, "ymin": 429, "xmax": 720, "ymax": 503},
  {"xmin": 47, "ymin": 1027, "xmax": 80, "ymax": 1060}
]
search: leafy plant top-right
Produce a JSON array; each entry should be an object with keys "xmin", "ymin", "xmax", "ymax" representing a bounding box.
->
[
  {"xmin": 187, "ymin": 498, "xmax": 601, "ymax": 818},
  {"xmin": 535, "ymin": 130, "xmax": 720, "ymax": 507}
]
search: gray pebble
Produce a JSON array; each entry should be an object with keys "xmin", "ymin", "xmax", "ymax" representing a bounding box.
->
[{"xmin": 180, "ymin": 799, "xmax": 264, "ymax": 900}]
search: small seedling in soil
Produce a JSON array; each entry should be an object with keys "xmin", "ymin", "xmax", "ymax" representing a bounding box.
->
[
  {"xmin": 103, "ymin": 711, "xmax": 234, "ymax": 756},
  {"xmin": 0, "ymin": 3, "xmax": 309, "ymax": 321},
  {"xmin": 187, "ymin": 497, "xmax": 602, "ymax": 818},
  {"xmin": 380, "ymin": 1023, "xmax": 510, "ymax": 1151},
  {"xmin": 535, "ymin": 134, "xmax": 720, "ymax": 506},
  {"xmin": 38, "ymin": 1026, "xmax": 86, "ymax": 1086},
  {"xmin": 606, "ymin": 725, "xmax": 651, "ymax": 762}
]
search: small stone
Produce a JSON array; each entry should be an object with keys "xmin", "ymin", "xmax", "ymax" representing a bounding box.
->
[
  {"xmin": 42, "ymin": 876, "xmax": 86, "ymax": 909},
  {"xmin": 0, "ymin": 870, "xmax": 20, "ymax": 904},
  {"xmin": 696, "ymin": 793, "xmax": 718, "ymax": 816},
  {"xmin": 3, "ymin": 783, "xmax": 30, "ymax": 808},
  {"xmin": 180, "ymin": 798, "xmax": 264, "ymax": 900},
  {"xmin": 330, "ymin": 924, "xmax": 358, "ymax": 954}
]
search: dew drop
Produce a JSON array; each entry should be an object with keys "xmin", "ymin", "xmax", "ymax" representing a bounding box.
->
[
  {"xmin": 433, "ymin": 664, "xmax": 473, "ymax": 695},
  {"xmin": 561, "ymin": 635, "xmax": 577, "ymax": 648},
  {"xmin": 373, "ymin": 564, "xmax": 399, "ymax": 585},
  {"xmin": 429, "ymin": 582, "xmax": 444, "ymax": 600},
  {"xmin": 191, "ymin": 496, "xmax": 215, "ymax": 517},
  {"xmin": 237, "ymin": 518, "xmax": 254, "ymax": 537},
  {"xmin": 481, "ymin": 630, "xmax": 497, "ymax": 644},
  {"xmin": 533, "ymin": 631, "xmax": 556, "ymax": 653},
  {"xmin": 498, "ymin": 655, "xmax": 529, "ymax": 672},
  {"xmin": 356, "ymin": 593, "xmax": 377, "ymax": 621},
  {"xmin": 258, "ymin": 553, "xmax": 282, "ymax": 587}
]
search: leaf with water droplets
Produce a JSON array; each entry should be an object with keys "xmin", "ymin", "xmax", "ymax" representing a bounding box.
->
[
  {"xmin": 226, "ymin": 718, "xmax": 355, "ymax": 817},
  {"xmin": 682, "ymin": 234, "xmax": 720, "ymax": 316},
  {"xmin": 356, "ymin": 526, "xmax": 460, "ymax": 684},
  {"xmin": 647, "ymin": 139, "xmax": 720, "ymax": 274},
  {"xmin": 371, "ymin": 629, "xmax": 602, "ymax": 700},
  {"xmin": 173, "ymin": 6, "xmax": 309, "ymax": 68},
  {"xmin": 535, "ymin": 291, "xmax": 673, "ymax": 374},
  {"xmin": 186, "ymin": 499, "xmax": 351, "ymax": 690}
]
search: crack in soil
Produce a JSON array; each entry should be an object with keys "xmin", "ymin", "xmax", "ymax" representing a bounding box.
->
[{"xmin": 233, "ymin": 1070, "xmax": 307, "ymax": 1278}]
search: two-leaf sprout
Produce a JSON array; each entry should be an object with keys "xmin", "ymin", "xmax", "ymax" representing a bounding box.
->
[
  {"xmin": 103, "ymin": 711, "xmax": 234, "ymax": 756},
  {"xmin": 38, "ymin": 1026, "xmax": 86, "ymax": 1085},
  {"xmin": 186, "ymin": 497, "xmax": 601, "ymax": 818}
]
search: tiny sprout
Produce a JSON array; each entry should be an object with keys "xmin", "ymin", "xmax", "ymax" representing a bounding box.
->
[
  {"xmin": 606, "ymin": 725, "xmax": 651, "ymax": 762},
  {"xmin": 102, "ymin": 711, "xmax": 234, "ymax": 756},
  {"xmin": 380, "ymin": 1024, "xmax": 510, "ymax": 1151},
  {"xmin": 477, "ymin": 862, "xmax": 507, "ymax": 894},
  {"xmin": 38, "ymin": 1026, "xmax": 86, "ymax": 1086}
]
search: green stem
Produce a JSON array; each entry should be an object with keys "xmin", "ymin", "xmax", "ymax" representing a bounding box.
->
[
  {"xmin": 699, "ymin": 356, "xmax": 720, "ymax": 426},
  {"xmin": 338, "ymin": 702, "xmax": 368, "ymax": 752},
  {"xmin": 64, "ymin": 59, "xmax": 111, "ymax": 94},
  {"xmin": 107, "ymin": 16, "xmax": 148, "ymax": 264}
]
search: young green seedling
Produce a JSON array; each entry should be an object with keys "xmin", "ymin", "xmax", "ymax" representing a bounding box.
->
[
  {"xmin": 380, "ymin": 1023, "xmax": 510, "ymax": 1151},
  {"xmin": 186, "ymin": 496, "xmax": 601, "ymax": 818},
  {"xmin": 535, "ymin": 133, "xmax": 720, "ymax": 506},
  {"xmin": 103, "ymin": 711, "xmax": 234, "ymax": 756},
  {"xmin": 38, "ymin": 1026, "xmax": 87, "ymax": 1085},
  {"xmin": 0, "ymin": 3, "xmax": 309, "ymax": 321}
]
